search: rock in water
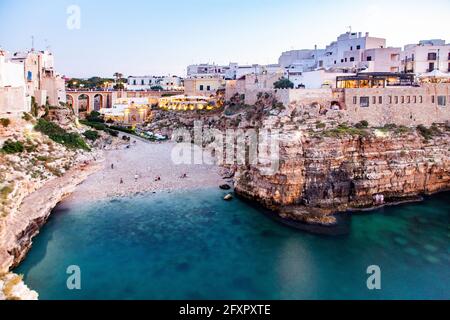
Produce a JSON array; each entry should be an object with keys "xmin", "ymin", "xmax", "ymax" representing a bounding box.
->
[
  {"xmin": 224, "ymin": 194, "xmax": 233, "ymax": 201},
  {"xmin": 220, "ymin": 184, "xmax": 231, "ymax": 190}
]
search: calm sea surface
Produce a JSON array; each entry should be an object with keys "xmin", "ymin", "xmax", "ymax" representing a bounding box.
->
[{"xmin": 16, "ymin": 189, "xmax": 450, "ymax": 300}]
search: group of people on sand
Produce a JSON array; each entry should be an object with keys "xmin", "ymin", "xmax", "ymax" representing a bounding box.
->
[{"xmin": 111, "ymin": 162, "xmax": 188, "ymax": 185}]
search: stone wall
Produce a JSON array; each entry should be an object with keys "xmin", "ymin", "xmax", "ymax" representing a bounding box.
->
[
  {"xmin": 0, "ymin": 87, "xmax": 31, "ymax": 118},
  {"xmin": 343, "ymin": 84, "xmax": 450, "ymax": 126},
  {"xmin": 239, "ymin": 84, "xmax": 450, "ymax": 127}
]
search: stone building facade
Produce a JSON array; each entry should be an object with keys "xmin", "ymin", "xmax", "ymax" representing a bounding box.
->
[{"xmin": 227, "ymin": 83, "xmax": 450, "ymax": 127}]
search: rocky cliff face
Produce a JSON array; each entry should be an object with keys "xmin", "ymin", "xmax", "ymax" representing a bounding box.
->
[
  {"xmin": 234, "ymin": 128, "xmax": 450, "ymax": 224},
  {"xmin": 148, "ymin": 94, "xmax": 450, "ymax": 225},
  {"xmin": 0, "ymin": 111, "xmax": 122, "ymax": 299}
]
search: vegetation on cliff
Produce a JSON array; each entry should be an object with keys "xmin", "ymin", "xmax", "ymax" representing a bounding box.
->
[{"xmin": 34, "ymin": 118, "xmax": 90, "ymax": 151}]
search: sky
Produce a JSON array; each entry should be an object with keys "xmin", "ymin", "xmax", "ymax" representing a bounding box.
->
[{"xmin": 0, "ymin": 0, "xmax": 449, "ymax": 78}]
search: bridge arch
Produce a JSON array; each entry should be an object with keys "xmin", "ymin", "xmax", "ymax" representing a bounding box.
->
[
  {"xmin": 78, "ymin": 94, "xmax": 90, "ymax": 114},
  {"xmin": 94, "ymin": 94, "xmax": 104, "ymax": 111}
]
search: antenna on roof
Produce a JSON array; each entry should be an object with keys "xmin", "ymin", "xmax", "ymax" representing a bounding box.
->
[
  {"xmin": 31, "ymin": 35, "xmax": 35, "ymax": 51},
  {"xmin": 44, "ymin": 39, "xmax": 51, "ymax": 52}
]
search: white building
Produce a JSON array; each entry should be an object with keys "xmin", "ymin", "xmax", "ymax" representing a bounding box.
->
[
  {"xmin": 280, "ymin": 32, "xmax": 402, "ymax": 74},
  {"xmin": 291, "ymin": 70, "xmax": 356, "ymax": 89},
  {"xmin": 402, "ymin": 39, "xmax": 450, "ymax": 74},
  {"xmin": 188, "ymin": 63, "xmax": 284, "ymax": 80},
  {"xmin": 127, "ymin": 75, "xmax": 183, "ymax": 91},
  {"xmin": 0, "ymin": 49, "xmax": 31, "ymax": 117},
  {"xmin": 10, "ymin": 50, "xmax": 66, "ymax": 106},
  {"xmin": 279, "ymin": 48, "xmax": 326, "ymax": 71},
  {"xmin": 187, "ymin": 64, "xmax": 226, "ymax": 78}
]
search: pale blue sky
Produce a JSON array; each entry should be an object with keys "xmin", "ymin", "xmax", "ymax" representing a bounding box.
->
[{"xmin": 1, "ymin": 0, "xmax": 449, "ymax": 78}]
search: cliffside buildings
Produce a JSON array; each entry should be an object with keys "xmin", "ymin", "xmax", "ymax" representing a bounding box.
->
[
  {"xmin": 0, "ymin": 49, "xmax": 31, "ymax": 118},
  {"xmin": 127, "ymin": 75, "xmax": 183, "ymax": 91},
  {"xmin": 402, "ymin": 39, "xmax": 450, "ymax": 74},
  {"xmin": 10, "ymin": 50, "xmax": 66, "ymax": 107}
]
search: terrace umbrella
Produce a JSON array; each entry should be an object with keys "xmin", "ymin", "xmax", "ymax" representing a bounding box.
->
[{"xmin": 418, "ymin": 69, "xmax": 450, "ymax": 82}]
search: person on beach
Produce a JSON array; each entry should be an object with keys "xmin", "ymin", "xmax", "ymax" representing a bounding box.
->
[
  {"xmin": 120, "ymin": 178, "xmax": 123, "ymax": 184},
  {"xmin": 180, "ymin": 173, "xmax": 187, "ymax": 179},
  {"xmin": 134, "ymin": 174, "xmax": 139, "ymax": 182},
  {"xmin": 111, "ymin": 163, "xmax": 114, "ymax": 170}
]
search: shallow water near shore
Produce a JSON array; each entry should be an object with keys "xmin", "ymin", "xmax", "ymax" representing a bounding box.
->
[{"xmin": 16, "ymin": 189, "xmax": 450, "ymax": 300}]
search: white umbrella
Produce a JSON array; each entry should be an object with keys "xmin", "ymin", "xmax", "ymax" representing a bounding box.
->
[{"xmin": 418, "ymin": 69, "xmax": 450, "ymax": 79}]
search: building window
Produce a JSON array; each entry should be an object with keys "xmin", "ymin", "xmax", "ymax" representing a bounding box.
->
[
  {"xmin": 27, "ymin": 71, "xmax": 33, "ymax": 81},
  {"xmin": 372, "ymin": 96, "xmax": 376, "ymax": 104},
  {"xmin": 419, "ymin": 96, "xmax": 423, "ymax": 103},
  {"xmin": 207, "ymin": 85, "xmax": 211, "ymax": 91},
  {"xmin": 413, "ymin": 96, "xmax": 417, "ymax": 103},
  {"xmin": 356, "ymin": 45, "xmax": 361, "ymax": 50},
  {"xmin": 350, "ymin": 46, "xmax": 353, "ymax": 51},
  {"xmin": 360, "ymin": 96, "xmax": 370, "ymax": 108},
  {"xmin": 341, "ymin": 59, "xmax": 344, "ymax": 63},
  {"xmin": 345, "ymin": 58, "xmax": 348, "ymax": 62},
  {"xmin": 366, "ymin": 56, "xmax": 372, "ymax": 61},
  {"xmin": 429, "ymin": 62, "xmax": 435, "ymax": 71},
  {"xmin": 199, "ymin": 85, "xmax": 204, "ymax": 91},
  {"xmin": 133, "ymin": 80, "xmax": 137, "ymax": 85},
  {"xmin": 428, "ymin": 52, "xmax": 437, "ymax": 60},
  {"xmin": 394, "ymin": 96, "xmax": 399, "ymax": 104},
  {"xmin": 437, "ymin": 96, "xmax": 446, "ymax": 106},
  {"xmin": 334, "ymin": 60, "xmax": 337, "ymax": 64},
  {"xmin": 389, "ymin": 96, "xmax": 392, "ymax": 104},
  {"xmin": 353, "ymin": 96, "xmax": 357, "ymax": 104},
  {"xmin": 350, "ymin": 57, "xmax": 355, "ymax": 62},
  {"xmin": 379, "ymin": 96, "xmax": 383, "ymax": 104},
  {"xmin": 141, "ymin": 80, "xmax": 145, "ymax": 85},
  {"xmin": 406, "ymin": 96, "xmax": 410, "ymax": 103},
  {"xmin": 400, "ymin": 96, "xmax": 404, "ymax": 103},
  {"xmin": 431, "ymin": 96, "xmax": 435, "ymax": 104}
]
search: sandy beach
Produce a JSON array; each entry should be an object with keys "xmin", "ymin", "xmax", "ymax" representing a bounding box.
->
[{"xmin": 66, "ymin": 137, "xmax": 226, "ymax": 203}]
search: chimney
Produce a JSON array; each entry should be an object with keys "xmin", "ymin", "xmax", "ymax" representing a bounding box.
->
[
  {"xmin": 358, "ymin": 32, "xmax": 362, "ymax": 38},
  {"xmin": 365, "ymin": 32, "xmax": 369, "ymax": 37}
]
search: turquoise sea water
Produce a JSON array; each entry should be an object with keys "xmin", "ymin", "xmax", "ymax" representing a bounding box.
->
[{"xmin": 16, "ymin": 189, "xmax": 450, "ymax": 300}]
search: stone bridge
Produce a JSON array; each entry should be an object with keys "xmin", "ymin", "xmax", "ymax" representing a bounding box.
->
[
  {"xmin": 66, "ymin": 91, "xmax": 112, "ymax": 114},
  {"xmin": 66, "ymin": 90, "xmax": 181, "ymax": 114}
]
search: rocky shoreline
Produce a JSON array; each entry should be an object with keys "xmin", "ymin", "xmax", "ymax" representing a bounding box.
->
[{"xmin": 0, "ymin": 160, "xmax": 101, "ymax": 300}]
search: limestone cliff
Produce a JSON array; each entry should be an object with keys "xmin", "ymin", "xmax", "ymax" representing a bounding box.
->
[
  {"xmin": 0, "ymin": 111, "xmax": 121, "ymax": 299},
  {"xmin": 234, "ymin": 127, "xmax": 450, "ymax": 224}
]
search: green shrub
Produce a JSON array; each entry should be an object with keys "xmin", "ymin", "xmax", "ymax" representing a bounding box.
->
[
  {"xmin": 110, "ymin": 125, "xmax": 135, "ymax": 135},
  {"xmin": 354, "ymin": 120, "xmax": 369, "ymax": 129},
  {"xmin": 35, "ymin": 119, "xmax": 90, "ymax": 151},
  {"xmin": 417, "ymin": 124, "xmax": 440, "ymax": 140},
  {"xmin": 316, "ymin": 121, "xmax": 326, "ymax": 129},
  {"xmin": 274, "ymin": 78, "xmax": 294, "ymax": 89},
  {"xmin": 83, "ymin": 130, "xmax": 100, "ymax": 141},
  {"xmin": 0, "ymin": 118, "xmax": 11, "ymax": 127},
  {"xmin": 0, "ymin": 185, "xmax": 13, "ymax": 200},
  {"xmin": 1, "ymin": 140, "xmax": 24, "ymax": 154},
  {"xmin": 22, "ymin": 113, "xmax": 33, "ymax": 122},
  {"xmin": 395, "ymin": 126, "xmax": 410, "ymax": 134},
  {"xmin": 323, "ymin": 123, "xmax": 369, "ymax": 138},
  {"xmin": 106, "ymin": 129, "xmax": 119, "ymax": 137},
  {"xmin": 85, "ymin": 111, "xmax": 104, "ymax": 123}
]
